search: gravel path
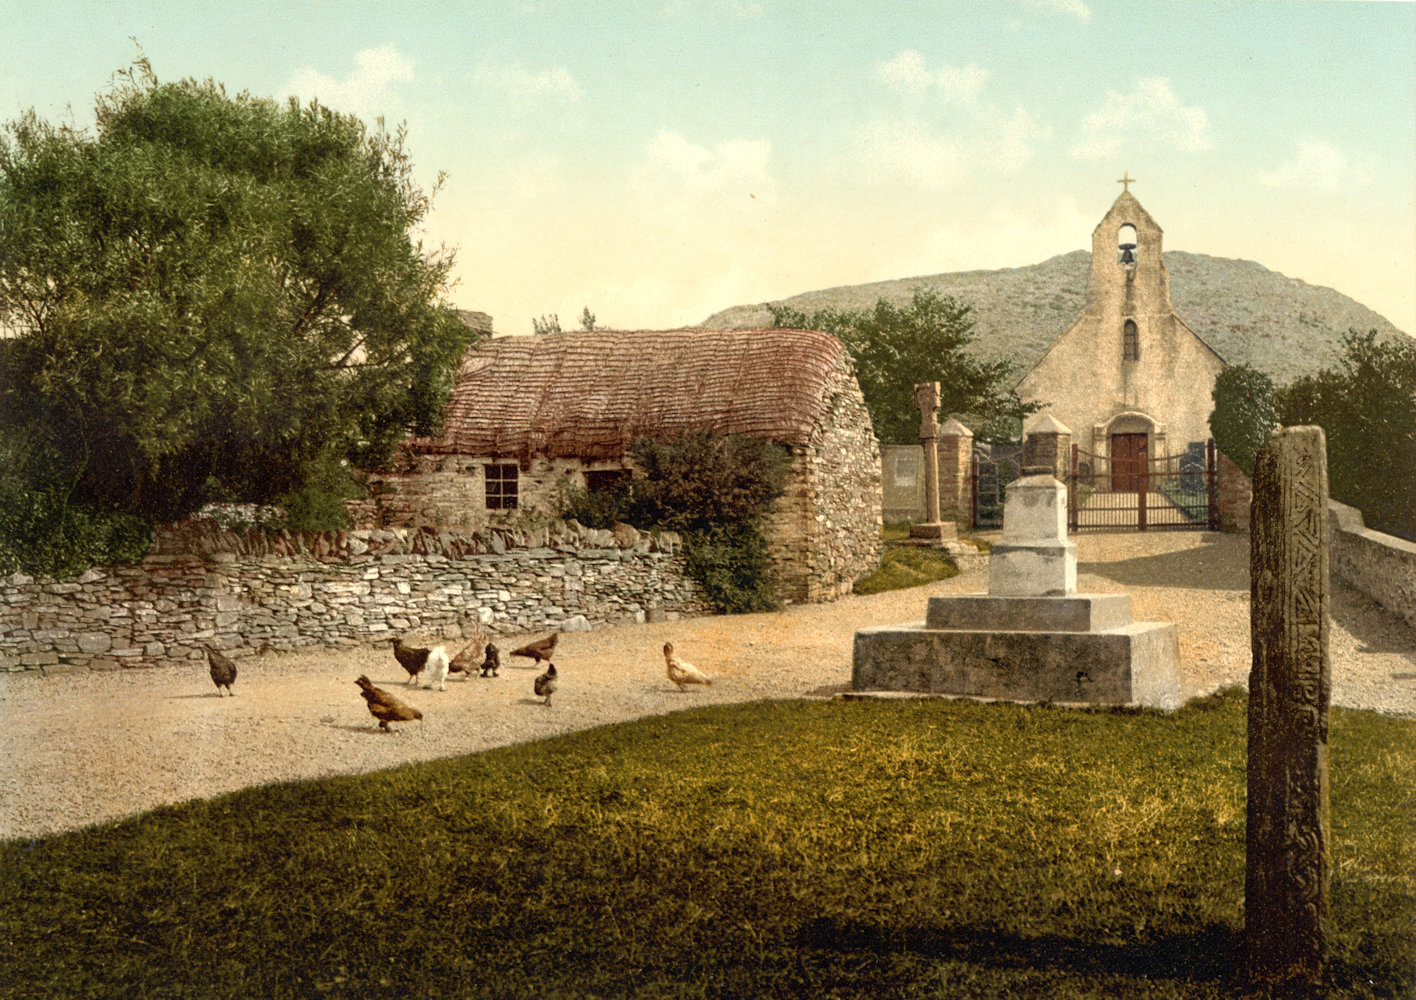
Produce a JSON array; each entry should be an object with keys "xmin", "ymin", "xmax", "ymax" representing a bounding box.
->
[{"xmin": 2, "ymin": 531, "xmax": 1412, "ymax": 841}]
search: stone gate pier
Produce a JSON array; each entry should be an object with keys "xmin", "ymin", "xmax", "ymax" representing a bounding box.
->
[{"xmin": 852, "ymin": 474, "xmax": 1183, "ymax": 708}]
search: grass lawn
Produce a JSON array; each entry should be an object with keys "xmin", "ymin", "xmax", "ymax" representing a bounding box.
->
[
  {"xmin": 1, "ymin": 689, "xmax": 1411, "ymax": 999},
  {"xmin": 854, "ymin": 525, "xmax": 986, "ymax": 596}
]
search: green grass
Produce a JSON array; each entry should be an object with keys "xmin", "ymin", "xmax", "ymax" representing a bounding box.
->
[
  {"xmin": 857, "ymin": 526, "xmax": 987, "ymax": 596},
  {"xmin": 2, "ymin": 691, "xmax": 1412, "ymax": 999}
]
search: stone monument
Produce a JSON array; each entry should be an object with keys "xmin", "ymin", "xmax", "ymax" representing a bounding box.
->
[
  {"xmin": 907, "ymin": 381, "xmax": 958, "ymax": 545},
  {"xmin": 1245, "ymin": 427, "xmax": 1330, "ymax": 988},
  {"xmin": 852, "ymin": 473, "xmax": 1182, "ymax": 708}
]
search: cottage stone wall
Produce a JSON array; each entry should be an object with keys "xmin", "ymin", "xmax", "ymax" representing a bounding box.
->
[
  {"xmin": 0, "ymin": 520, "xmax": 712, "ymax": 675},
  {"xmin": 760, "ymin": 358, "xmax": 882, "ymax": 602},
  {"xmin": 350, "ymin": 454, "xmax": 627, "ymax": 531}
]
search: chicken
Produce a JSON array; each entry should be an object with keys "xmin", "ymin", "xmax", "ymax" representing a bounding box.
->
[
  {"xmin": 533, "ymin": 663, "xmax": 558, "ymax": 706},
  {"xmin": 206, "ymin": 646, "xmax": 238, "ymax": 696},
  {"xmin": 664, "ymin": 642, "xmax": 711, "ymax": 693},
  {"xmin": 510, "ymin": 632, "xmax": 558, "ymax": 665},
  {"xmin": 354, "ymin": 675, "xmax": 423, "ymax": 732},
  {"xmin": 479, "ymin": 643, "xmax": 501, "ymax": 678},
  {"xmin": 390, "ymin": 637, "xmax": 441, "ymax": 686},
  {"xmin": 447, "ymin": 623, "xmax": 488, "ymax": 678}
]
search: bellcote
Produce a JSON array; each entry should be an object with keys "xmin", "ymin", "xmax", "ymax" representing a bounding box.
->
[{"xmin": 1088, "ymin": 186, "xmax": 1172, "ymax": 307}]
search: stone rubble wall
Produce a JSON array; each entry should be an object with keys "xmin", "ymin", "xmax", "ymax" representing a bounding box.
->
[
  {"xmin": 760, "ymin": 359, "xmax": 882, "ymax": 603},
  {"xmin": 1327, "ymin": 501, "xmax": 1416, "ymax": 630},
  {"xmin": 0, "ymin": 519, "xmax": 712, "ymax": 675}
]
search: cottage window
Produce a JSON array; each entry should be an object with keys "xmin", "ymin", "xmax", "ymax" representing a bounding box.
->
[
  {"xmin": 1123, "ymin": 320, "xmax": 1140, "ymax": 361},
  {"xmin": 484, "ymin": 464, "xmax": 518, "ymax": 510}
]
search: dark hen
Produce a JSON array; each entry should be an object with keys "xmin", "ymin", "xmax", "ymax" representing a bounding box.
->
[
  {"xmin": 510, "ymin": 632, "xmax": 558, "ymax": 665},
  {"xmin": 479, "ymin": 643, "xmax": 501, "ymax": 677},
  {"xmin": 354, "ymin": 675, "xmax": 423, "ymax": 732},
  {"xmin": 390, "ymin": 637, "xmax": 433, "ymax": 685},
  {"xmin": 206, "ymin": 647, "xmax": 238, "ymax": 696},
  {"xmin": 533, "ymin": 662, "xmax": 558, "ymax": 706}
]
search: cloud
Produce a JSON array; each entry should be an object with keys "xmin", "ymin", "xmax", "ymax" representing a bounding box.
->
[
  {"xmin": 632, "ymin": 130, "xmax": 773, "ymax": 197},
  {"xmin": 1070, "ymin": 77, "xmax": 1210, "ymax": 159},
  {"xmin": 473, "ymin": 63, "xmax": 582, "ymax": 101},
  {"xmin": 1026, "ymin": 0, "xmax": 1091, "ymax": 19},
  {"xmin": 1260, "ymin": 139, "xmax": 1372, "ymax": 191},
  {"xmin": 286, "ymin": 46, "xmax": 413, "ymax": 117},
  {"xmin": 878, "ymin": 50, "xmax": 989, "ymax": 106},
  {"xmin": 856, "ymin": 108, "xmax": 1048, "ymax": 190},
  {"xmin": 859, "ymin": 55, "xmax": 1048, "ymax": 189}
]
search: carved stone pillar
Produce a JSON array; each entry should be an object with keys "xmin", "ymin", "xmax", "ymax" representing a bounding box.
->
[{"xmin": 1246, "ymin": 426, "xmax": 1331, "ymax": 988}]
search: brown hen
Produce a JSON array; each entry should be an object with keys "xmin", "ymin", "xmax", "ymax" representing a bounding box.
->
[{"xmin": 354, "ymin": 675, "xmax": 423, "ymax": 732}]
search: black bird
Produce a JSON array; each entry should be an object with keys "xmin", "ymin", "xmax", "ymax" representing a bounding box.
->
[
  {"xmin": 479, "ymin": 643, "xmax": 502, "ymax": 678},
  {"xmin": 533, "ymin": 663, "xmax": 558, "ymax": 706},
  {"xmin": 206, "ymin": 647, "xmax": 238, "ymax": 696}
]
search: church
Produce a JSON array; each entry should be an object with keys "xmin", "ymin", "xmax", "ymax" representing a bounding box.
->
[{"xmin": 1015, "ymin": 177, "xmax": 1226, "ymax": 477}]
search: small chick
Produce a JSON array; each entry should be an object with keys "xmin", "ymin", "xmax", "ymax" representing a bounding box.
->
[
  {"xmin": 479, "ymin": 643, "xmax": 501, "ymax": 678},
  {"xmin": 206, "ymin": 647, "xmax": 238, "ymax": 696},
  {"xmin": 533, "ymin": 663, "xmax": 558, "ymax": 706},
  {"xmin": 664, "ymin": 642, "xmax": 711, "ymax": 693}
]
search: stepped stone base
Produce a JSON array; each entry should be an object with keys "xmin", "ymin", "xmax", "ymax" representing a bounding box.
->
[
  {"xmin": 852, "ymin": 612, "xmax": 1183, "ymax": 710},
  {"xmin": 925, "ymin": 594, "xmax": 1133, "ymax": 632}
]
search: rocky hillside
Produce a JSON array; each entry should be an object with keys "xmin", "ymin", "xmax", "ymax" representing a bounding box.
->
[{"xmin": 700, "ymin": 251, "xmax": 1408, "ymax": 386}]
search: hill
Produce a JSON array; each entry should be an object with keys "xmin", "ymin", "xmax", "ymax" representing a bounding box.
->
[{"xmin": 700, "ymin": 250, "xmax": 1408, "ymax": 387}]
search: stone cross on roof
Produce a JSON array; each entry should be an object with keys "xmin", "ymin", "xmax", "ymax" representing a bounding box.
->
[{"xmin": 1117, "ymin": 171, "xmax": 1137, "ymax": 193}]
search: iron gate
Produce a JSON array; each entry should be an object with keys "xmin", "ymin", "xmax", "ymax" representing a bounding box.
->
[
  {"xmin": 1068, "ymin": 439, "xmax": 1217, "ymax": 531},
  {"xmin": 970, "ymin": 441, "xmax": 1023, "ymax": 530}
]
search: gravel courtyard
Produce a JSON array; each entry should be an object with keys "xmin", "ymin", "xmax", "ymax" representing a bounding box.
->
[{"xmin": 2, "ymin": 530, "xmax": 1412, "ymax": 841}]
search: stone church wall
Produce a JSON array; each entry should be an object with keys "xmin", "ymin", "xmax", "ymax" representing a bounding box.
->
[{"xmin": 0, "ymin": 521, "xmax": 712, "ymax": 675}]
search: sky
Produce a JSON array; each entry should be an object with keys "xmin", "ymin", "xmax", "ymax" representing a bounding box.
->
[{"xmin": 2, "ymin": 1, "xmax": 1413, "ymax": 336}]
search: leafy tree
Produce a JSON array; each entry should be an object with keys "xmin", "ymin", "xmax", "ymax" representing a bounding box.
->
[
  {"xmin": 1277, "ymin": 330, "xmax": 1415, "ymax": 539},
  {"xmin": 1207, "ymin": 363, "xmax": 1278, "ymax": 477},
  {"xmin": 579, "ymin": 306, "xmax": 597, "ymax": 331},
  {"xmin": 533, "ymin": 313, "xmax": 562, "ymax": 336},
  {"xmin": 0, "ymin": 59, "xmax": 472, "ymax": 539},
  {"xmin": 769, "ymin": 287, "xmax": 1034, "ymax": 444}
]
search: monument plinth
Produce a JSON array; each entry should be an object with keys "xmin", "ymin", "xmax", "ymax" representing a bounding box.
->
[{"xmin": 852, "ymin": 474, "xmax": 1183, "ymax": 709}]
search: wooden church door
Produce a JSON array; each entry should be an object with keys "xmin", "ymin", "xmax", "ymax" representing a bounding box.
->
[{"xmin": 1110, "ymin": 433, "xmax": 1148, "ymax": 492}]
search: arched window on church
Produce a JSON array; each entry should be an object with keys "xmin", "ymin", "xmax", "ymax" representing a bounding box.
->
[
  {"xmin": 1123, "ymin": 319, "xmax": 1140, "ymax": 361},
  {"xmin": 1117, "ymin": 224, "xmax": 1138, "ymax": 268}
]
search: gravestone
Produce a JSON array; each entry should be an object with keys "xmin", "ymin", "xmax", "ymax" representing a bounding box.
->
[{"xmin": 1245, "ymin": 426, "xmax": 1331, "ymax": 987}]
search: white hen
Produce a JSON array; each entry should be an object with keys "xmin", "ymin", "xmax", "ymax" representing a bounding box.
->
[{"xmin": 663, "ymin": 642, "xmax": 712, "ymax": 692}]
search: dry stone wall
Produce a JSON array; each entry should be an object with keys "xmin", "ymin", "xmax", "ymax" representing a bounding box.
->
[{"xmin": 0, "ymin": 519, "xmax": 712, "ymax": 675}]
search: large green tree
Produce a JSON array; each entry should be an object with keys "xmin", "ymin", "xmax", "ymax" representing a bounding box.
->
[
  {"xmin": 0, "ymin": 59, "xmax": 472, "ymax": 531},
  {"xmin": 1277, "ymin": 329, "xmax": 1415, "ymax": 539},
  {"xmin": 769, "ymin": 288, "xmax": 1034, "ymax": 444}
]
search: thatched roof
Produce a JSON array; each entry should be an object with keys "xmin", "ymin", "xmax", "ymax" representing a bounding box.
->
[{"xmin": 417, "ymin": 328, "xmax": 847, "ymax": 461}]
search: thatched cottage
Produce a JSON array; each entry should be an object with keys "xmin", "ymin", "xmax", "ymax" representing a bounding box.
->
[{"xmin": 363, "ymin": 328, "xmax": 883, "ymax": 603}]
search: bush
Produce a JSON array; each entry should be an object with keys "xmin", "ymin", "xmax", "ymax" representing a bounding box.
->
[
  {"xmin": 0, "ymin": 486, "xmax": 153, "ymax": 579},
  {"xmin": 1208, "ymin": 363, "xmax": 1277, "ymax": 477},
  {"xmin": 553, "ymin": 431, "xmax": 789, "ymax": 612},
  {"xmin": 683, "ymin": 521, "xmax": 780, "ymax": 614}
]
